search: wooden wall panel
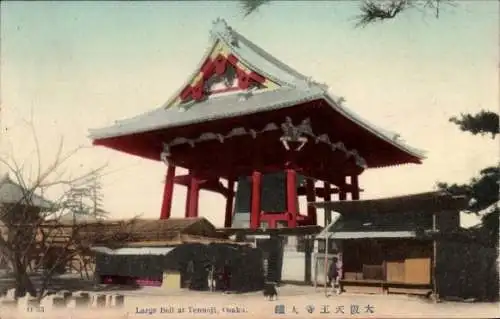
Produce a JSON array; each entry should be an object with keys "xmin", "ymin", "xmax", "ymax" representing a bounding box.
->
[
  {"xmin": 362, "ymin": 265, "xmax": 384, "ymax": 280},
  {"xmin": 404, "ymin": 258, "xmax": 431, "ymax": 284},
  {"xmin": 386, "ymin": 261, "xmax": 405, "ymax": 282},
  {"xmin": 344, "ymin": 272, "xmax": 358, "ymax": 280},
  {"xmin": 341, "ymin": 239, "xmax": 433, "ymax": 284}
]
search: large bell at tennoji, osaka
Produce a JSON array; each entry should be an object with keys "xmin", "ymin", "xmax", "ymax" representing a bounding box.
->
[{"xmin": 231, "ymin": 172, "xmax": 304, "ymax": 228}]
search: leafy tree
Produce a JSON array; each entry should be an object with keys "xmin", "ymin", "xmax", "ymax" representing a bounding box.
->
[
  {"xmin": 449, "ymin": 111, "xmax": 499, "ymax": 139},
  {"xmin": 437, "ymin": 111, "xmax": 498, "ymax": 300}
]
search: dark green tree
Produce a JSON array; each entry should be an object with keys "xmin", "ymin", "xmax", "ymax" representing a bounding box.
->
[
  {"xmin": 449, "ymin": 111, "xmax": 499, "ymax": 139},
  {"xmin": 438, "ymin": 110, "xmax": 499, "ymax": 246}
]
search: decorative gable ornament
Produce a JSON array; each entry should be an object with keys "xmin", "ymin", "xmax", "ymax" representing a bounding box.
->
[
  {"xmin": 335, "ymin": 96, "xmax": 346, "ymax": 106},
  {"xmin": 178, "ymin": 53, "xmax": 267, "ymax": 104},
  {"xmin": 305, "ymin": 77, "xmax": 329, "ymax": 92},
  {"xmin": 159, "ymin": 116, "xmax": 367, "ymax": 169},
  {"xmin": 160, "ymin": 143, "xmax": 171, "ymax": 164},
  {"xmin": 211, "ymin": 18, "xmax": 238, "ymax": 47},
  {"xmin": 280, "ymin": 117, "xmax": 312, "ymax": 151}
]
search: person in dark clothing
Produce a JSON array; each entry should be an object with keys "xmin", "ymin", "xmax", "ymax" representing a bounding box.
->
[
  {"xmin": 327, "ymin": 257, "xmax": 341, "ymax": 295},
  {"xmin": 221, "ymin": 263, "xmax": 231, "ymax": 293}
]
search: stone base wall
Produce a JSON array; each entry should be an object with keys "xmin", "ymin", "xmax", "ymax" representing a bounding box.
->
[{"xmin": 0, "ymin": 289, "xmax": 125, "ymax": 312}]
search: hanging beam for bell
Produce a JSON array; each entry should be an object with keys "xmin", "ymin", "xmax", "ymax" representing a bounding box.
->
[{"xmin": 231, "ymin": 172, "xmax": 305, "ymax": 228}]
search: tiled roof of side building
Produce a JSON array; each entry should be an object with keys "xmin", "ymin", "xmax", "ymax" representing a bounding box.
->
[
  {"xmin": 0, "ymin": 173, "xmax": 53, "ymax": 209},
  {"xmin": 310, "ymin": 191, "xmax": 469, "ymax": 213}
]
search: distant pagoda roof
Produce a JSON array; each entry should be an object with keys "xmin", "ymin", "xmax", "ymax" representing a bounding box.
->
[{"xmin": 89, "ymin": 18, "xmax": 425, "ymax": 162}]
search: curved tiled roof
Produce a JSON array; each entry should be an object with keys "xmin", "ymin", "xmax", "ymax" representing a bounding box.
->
[
  {"xmin": 89, "ymin": 18, "xmax": 425, "ymax": 162},
  {"xmin": 89, "ymin": 87, "xmax": 324, "ymax": 140}
]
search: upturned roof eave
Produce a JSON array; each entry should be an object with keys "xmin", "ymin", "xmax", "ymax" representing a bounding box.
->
[
  {"xmin": 223, "ymin": 18, "xmax": 426, "ymax": 161},
  {"xmin": 321, "ymin": 93, "xmax": 426, "ymax": 161},
  {"xmin": 89, "ymin": 90, "xmax": 426, "ymax": 166}
]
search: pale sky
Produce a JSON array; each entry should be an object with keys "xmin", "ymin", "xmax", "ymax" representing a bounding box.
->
[{"xmin": 1, "ymin": 1, "xmax": 498, "ymax": 227}]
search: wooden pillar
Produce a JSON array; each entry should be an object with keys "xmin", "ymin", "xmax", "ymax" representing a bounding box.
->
[
  {"xmin": 323, "ymin": 233, "xmax": 330, "ymax": 296},
  {"xmin": 187, "ymin": 175, "xmax": 200, "ymax": 218},
  {"xmin": 432, "ymin": 210, "xmax": 439, "ymax": 301},
  {"xmin": 286, "ymin": 168, "xmax": 298, "ymax": 228},
  {"xmin": 339, "ymin": 177, "xmax": 347, "ymax": 201},
  {"xmin": 184, "ymin": 175, "xmax": 192, "ymax": 218},
  {"xmin": 304, "ymin": 235, "xmax": 313, "ymax": 284},
  {"xmin": 323, "ymin": 182, "xmax": 332, "ymax": 226},
  {"xmin": 160, "ymin": 165, "xmax": 176, "ymax": 220},
  {"xmin": 351, "ymin": 174, "xmax": 360, "ymax": 200},
  {"xmin": 224, "ymin": 178, "xmax": 235, "ymax": 228},
  {"xmin": 250, "ymin": 171, "xmax": 262, "ymax": 229},
  {"xmin": 305, "ymin": 178, "xmax": 317, "ymax": 225},
  {"xmin": 269, "ymin": 219, "xmax": 277, "ymax": 229}
]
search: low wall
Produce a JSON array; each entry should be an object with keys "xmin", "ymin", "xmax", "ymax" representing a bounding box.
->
[
  {"xmin": 312, "ymin": 253, "xmax": 341, "ymax": 285},
  {"xmin": 0, "ymin": 289, "xmax": 125, "ymax": 312},
  {"xmin": 282, "ymin": 251, "xmax": 307, "ymax": 282}
]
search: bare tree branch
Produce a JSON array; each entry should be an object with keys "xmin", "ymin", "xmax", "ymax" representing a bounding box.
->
[
  {"xmin": 240, "ymin": 0, "xmax": 272, "ymax": 17},
  {"xmin": 356, "ymin": 0, "xmax": 410, "ymax": 27},
  {"xmin": 0, "ymin": 120, "xmax": 129, "ymax": 300},
  {"xmin": 26, "ymin": 110, "xmax": 42, "ymax": 191},
  {"xmin": 238, "ymin": 0, "xmax": 456, "ymax": 27}
]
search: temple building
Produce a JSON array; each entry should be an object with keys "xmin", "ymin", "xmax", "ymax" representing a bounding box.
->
[
  {"xmin": 0, "ymin": 174, "xmax": 53, "ymax": 272},
  {"xmin": 88, "ymin": 18, "xmax": 425, "ymax": 231},
  {"xmin": 311, "ymin": 191, "xmax": 498, "ymax": 300}
]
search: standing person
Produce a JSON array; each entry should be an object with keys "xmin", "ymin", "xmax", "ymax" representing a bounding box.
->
[
  {"xmin": 221, "ymin": 262, "xmax": 231, "ymax": 293},
  {"xmin": 327, "ymin": 257, "xmax": 342, "ymax": 296},
  {"xmin": 207, "ymin": 264, "xmax": 216, "ymax": 292}
]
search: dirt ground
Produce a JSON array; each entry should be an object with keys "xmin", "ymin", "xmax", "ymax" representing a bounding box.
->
[{"xmin": 1, "ymin": 285, "xmax": 499, "ymax": 319}]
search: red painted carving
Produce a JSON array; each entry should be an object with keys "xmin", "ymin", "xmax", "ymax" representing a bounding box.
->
[
  {"xmin": 249, "ymin": 71, "xmax": 265, "ymax": 84},
  {"xmin": 179, "ymin": 52, "xmax": 268, "ymax": 103},
  {"xmin": 236, "ymin": 68, "xmax": 250, "ymax": 89},
  {"xmin": 180, "ymin": 86, "xmax": 192, "ymax": 101},
  {"xmin": 213, "ymin": 54, "xmax": 227, "ymax": 75},
  {"xmin": 226, "ymin": 54, "xmax": 239, "ymax": 65},
  {"xmin": 191, "ymin": 83, "xmax": 204, "ymax": 101},
  {"xmin": 200, "ymin": 58, "xmax": 214, "ymax": 77}
]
